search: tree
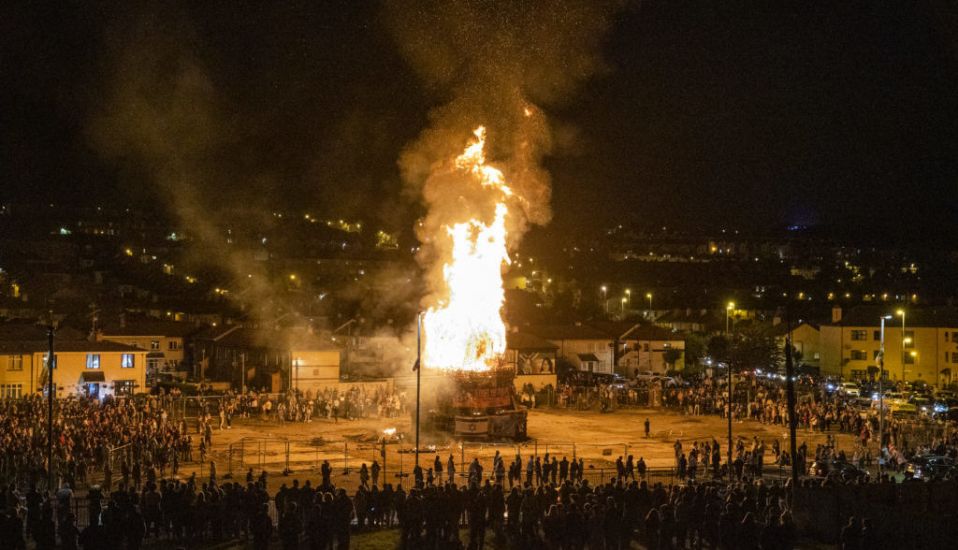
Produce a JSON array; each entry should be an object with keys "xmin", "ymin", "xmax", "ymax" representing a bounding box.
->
[
  {"xmin": 728, "ymin": 325, "xmax": 783, "ymax": 373},
  {"xmin": 708, "ymin": 335, "xmax": 730, "ymax": 365},
  {"xmin": 663, "ymin": 347, "xmax": 683, "ymax": 374},
  {"xmin": 683, "ymin": 333, "xmax": 709, "ymax": 374}
]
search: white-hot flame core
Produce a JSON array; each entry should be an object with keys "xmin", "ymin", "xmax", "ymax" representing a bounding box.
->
[{"xmin": 422, "ymin": 126, "xmax": 511, "ymax": 372}]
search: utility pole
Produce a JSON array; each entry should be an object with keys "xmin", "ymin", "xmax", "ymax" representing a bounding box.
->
[
  {"xmin": 726, "ymin": 302, "xmax": 735, "ymax": 476},
  {"xmin": 46, "ymin": 323, "xmax": 55, "ymax": 490},
  {"xmin": 415, "ymin": 313, "xmax": 422, "ymax": 468},
  {"xmin": 878, "ymin": 315, "xmax": 891, "ymax": 479},
  {"xmin": 784, "ymin": 310, "xmax": 799, "ymax": 486}
]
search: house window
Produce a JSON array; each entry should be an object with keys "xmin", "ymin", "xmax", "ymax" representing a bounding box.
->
[
  {"xmin": 86, "ymin": 354, "xmax": 101, "ymax": 369},
  {"xmin": 0, "ymin": 384, "xmax": 23, "ymax": 399},
  {"xmin": 952, "ymin": 352, "xmax": 958, "ymax": 363},
  {"xmin": 872, "ymin": 350, "xmax": 881, "ymax": 360},
  {"xmin": 952, "ymin": 333, "xmax": 958, "ymax": 344},
  {"xmin": 850, "ymin": 350, "xmax": 867, "ymax": 361},
  {"xmin": 873, "ymin": 330, "xmax": 881, "ymax": 341},
  {"xmin": 904, "ymin": 331, "xmax": 915, "ymax": 348},
  {"xmin": 150, "ymin": 340, "xmax": 160, "ymax": 350},
  {"xmin": 904, "ymin": 353, "xmax": 915, "ymax": 365},
  {"xmin": 813, "ymin": 352, "xmax": 820, "ymax": 360},
  {"xmin": 168, "ymin": 340, "xmax": 180, "ymax": 350},
  {"xmin": 850, "ymin": 330, "xmax": 868, "ymax": 341},
  {"xmin": 7, "ymin": 355, "xmax": 23, "ymax": 371},
  {"xmin": 850, "ymin": 369, "xmax": 866, "ymax": 378},
  {"xmin": 121, "ymin": 354, "xmax": 135, "ymax": 368},
  {"xmin": 115, "ymin": 380, "xmax": 135, "ymax": 396}
]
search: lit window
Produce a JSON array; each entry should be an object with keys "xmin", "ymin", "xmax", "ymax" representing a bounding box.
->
[
  {"xmin": 150, "ymin": 340, "xmax": 160, "ymax": 350},
  {"xmin": 86, "ymin": 354, "xmax": 101, "ymax": 369},
  {"xmin": 121, "ymin": 354, "xmax": 135, "ymax": 368},
  {"xmin": 7, "ymin": 355, "xmax": 23, "ymax": 371}
]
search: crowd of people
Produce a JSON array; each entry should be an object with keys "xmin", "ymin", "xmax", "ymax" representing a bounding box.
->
[
  {"xmin": 0, "ymin": 393, "xmax": 198, "ymax": 493},
  {"xmin": 0, "ymin": 457, "xmax": 803, "ymax": 550},
  {"xmin": 205, "ymin": 385, "xmax": 409, "ymax": 425}
]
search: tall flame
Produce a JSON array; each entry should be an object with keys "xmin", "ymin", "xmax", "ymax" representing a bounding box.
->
[{"xmin": 422, "ymin": 127, "xmax": 511, "ymax": 372}]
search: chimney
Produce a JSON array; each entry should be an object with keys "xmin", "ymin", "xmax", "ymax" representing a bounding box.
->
[{"xmin": 831, "ymin": 306, "xmax": 842, "ymax": 324}]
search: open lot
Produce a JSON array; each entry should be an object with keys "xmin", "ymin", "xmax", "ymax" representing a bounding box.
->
[{"xmin": 191, "ymin": 407, "xmax": 858, "ymax": 491}]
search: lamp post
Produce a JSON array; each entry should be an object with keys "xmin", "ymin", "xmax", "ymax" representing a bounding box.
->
[
  {"xmin": 625, "ymin": 289, "xmax": 632, "ymax": 308},
  {"xmin": 415, "ymin": 312, "xmax": 422, "ymax": 469},
  {"xmin": 878, "ymin": 314, "xmax": 892, "ymax": 479},
  {"xmin": 896, "ymin": 309, "xmax": 906, "ymax": 383},
  {"xmin": 620, "ymin": 297, "xmax": 627, "ymax": 316},
  {"xmin": 46, "ymin": 324, "xmax": 55, "ymax": 490},
  {"xmin": 725, "ymin": 301, "xmax": 735, "ymax": 474},
  {"xmin": 601, "ymin": 286, "xmax": 608, "ymax": 314},
  {"xmin": 646, "ymin": 292, "xmax": 653, "ymax": 320}
]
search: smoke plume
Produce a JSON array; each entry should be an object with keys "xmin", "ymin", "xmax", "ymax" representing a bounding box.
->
[
  {"xmin": 384, "ymin": 0, "xmax": 624, "ymax": 313},
  {"xmin": 87, "ymin": 10, "xmax": 286, "ymax": 325}
]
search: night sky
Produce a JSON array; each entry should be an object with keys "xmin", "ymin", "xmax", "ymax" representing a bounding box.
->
[{"xmin": 2, "ymin": 0, "xmax": 957, "ymax": 242}]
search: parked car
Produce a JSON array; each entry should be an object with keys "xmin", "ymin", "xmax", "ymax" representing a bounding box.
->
[
  {"xmin": 811, "ymin": 460, "xmax": 868, "ymax": 482},
  {"xmin": 906, "ymin": 455, "xmax": 956, "ymax": 480},
  {"xmin": 839, "ymin": 382, "xmax": 861, "ymax": 397}
]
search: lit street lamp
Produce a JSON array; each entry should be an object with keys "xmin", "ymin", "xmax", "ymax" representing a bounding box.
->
[
  {"xmin": 601, "ymin": 285, "xmax": 608, "ymax": 314},
  {"xmin": 725, "ymin": 301, "xmax": 735, "ymax": 472},
  {"xmin": 646, "ymin": 292, "xmax": 653, "ymax": 320},
  {"xmin": 878, "ymin": 314, "xmax": 892, "ymax": 478}
]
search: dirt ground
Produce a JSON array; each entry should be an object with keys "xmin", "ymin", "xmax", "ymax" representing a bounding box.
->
[{"xmin": 185, "ymin": 407, "xmax": 857, "ymax": 492}]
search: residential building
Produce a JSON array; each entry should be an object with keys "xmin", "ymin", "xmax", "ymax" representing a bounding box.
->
[
  {"xmin": 0, "ymin": 323, "xmax": 146, "ymax": 399},
  {"xmin": 98, "ymin": 317, "xmax": 201, "ymax": 383},
  {"xmin": 526, "ymin": 323, "xmax": 614, "ymax": 375},
  {"xmin": 193, "ymin": 326, "xmax": 340, "ymax": 392},
  {"xmin": 821, "ymin": 305, "xmax": 958, "ymax": 385},
  {"xmin": 771, "ymin": 321, "xmax": 821, "ymax": 371},
  {"xmin": 614, "ymin": 325, "xmax": 686, "ymax": 376}
]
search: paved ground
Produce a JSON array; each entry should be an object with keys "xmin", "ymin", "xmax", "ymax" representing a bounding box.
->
[{"xmin": 183, "ymin": 407, "xmax": 858, "ymax": 492}]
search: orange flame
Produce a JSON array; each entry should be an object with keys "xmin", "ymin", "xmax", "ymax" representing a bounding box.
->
[{"xmin": 422, "ymin": 127, "xmax": 511, "ymax": 372}]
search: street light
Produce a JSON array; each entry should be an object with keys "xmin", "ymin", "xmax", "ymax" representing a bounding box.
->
[
  {"xmin": 725, "ymin": 302, "xmax": 735, "ymax": 334},
  {"xmin": 625, "ymin": 288, "xmax": 632, "ymax": 308},
  {"xmin": 896, "ymin": 309, "xmax": 906, "ymax": 383},
  {"xmin": 601, "ymin": 286, "xmax": 608, "ymax": 314},
  {"xmin": 725, "ymin": 301, "xmax": 735, "ymax": 474},
  {"xmin": 878, "ymin": 314, "xmax": 892, "ymax": 479},
  {"xmin": 646, "ymin": 292, "xmax": 653, "ymax": 320}
]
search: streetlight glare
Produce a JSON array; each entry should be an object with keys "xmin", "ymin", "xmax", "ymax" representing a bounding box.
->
[
  {"xmin": 896, "ymin": 309, "xmax": 905, "ymax": 316},
  {"xmin": 727, "ymin": 302, "xmax": 735, "ymax": 310},
  {"xmin": 646, "ymin": 292, "xmax": 652, "ymax": 299}
]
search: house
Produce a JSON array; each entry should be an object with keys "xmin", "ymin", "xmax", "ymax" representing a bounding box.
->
[
  {"xmin": 0, "ymin": 322, "xmax": 146, "ymax": 399},
  {"xmin": 821, "ymin": 305, "xmax": 958, "ymax": 385},
  {"xmin": 193, "ymin": 325, "xmax": 340, "ymax": 392},
  {"xmin": 771, "ymin": 321, "xmax": 821, "ymax": 371},
  {"xmin": 525, "ymin": 323, "xmax": 614, "ymax": 375},
  {"xmin": 655, "ymin": 309, "xmax": 713, "ymax": 333},
  {"xmin": 505, "ymin": 331, "xmax": 558, "ymax": 391},
  {"xmin": 98, "ymin": 317, "xmax": 201, "ymax": 384},
  {"xmin": 613, "ymin": 325, "xmax": 686, "ymax": 376}
]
